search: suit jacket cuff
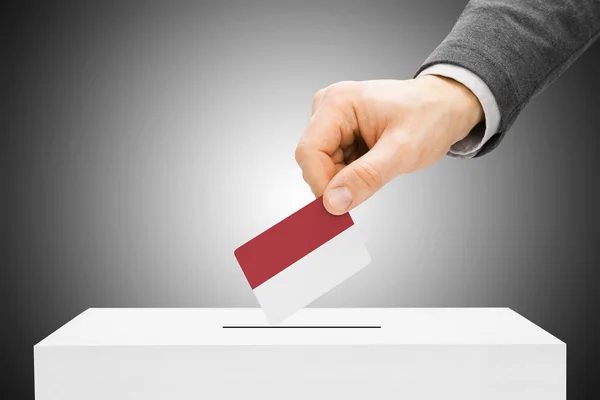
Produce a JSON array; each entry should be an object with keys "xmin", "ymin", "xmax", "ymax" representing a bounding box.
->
[{"xmin": 417, "ymin": 64, "xmax": 501, "ymax": 158}]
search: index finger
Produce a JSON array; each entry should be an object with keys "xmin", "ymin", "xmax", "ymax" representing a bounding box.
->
[{"xmin": 295, "ymin": 104, "xmax": 352, "ymax": 196}]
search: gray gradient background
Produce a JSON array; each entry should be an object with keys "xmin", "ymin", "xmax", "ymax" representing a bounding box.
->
[{"xmin": 3, "ymin": 0, "xmax": 599, "ymax": 398}]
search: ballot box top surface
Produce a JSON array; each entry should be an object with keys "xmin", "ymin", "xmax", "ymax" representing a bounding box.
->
[{"xmin": 36, "ymin": 308, "xmax": 563, "ymax": 347}]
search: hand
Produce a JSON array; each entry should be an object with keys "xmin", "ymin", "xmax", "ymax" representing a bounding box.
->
[{"xmin": 295, "ymin": 76, "xmax": 484, "ymax": 215}]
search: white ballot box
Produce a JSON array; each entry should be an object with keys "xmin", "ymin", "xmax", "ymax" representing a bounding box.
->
[{"xmin": 34, "ymin": 308, "xmax": 565, "ymax": 399}]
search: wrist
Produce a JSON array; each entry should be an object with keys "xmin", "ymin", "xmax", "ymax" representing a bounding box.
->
[{"xmin": 419, "ymin": 74, "xmax": 484, "ymax": 143}]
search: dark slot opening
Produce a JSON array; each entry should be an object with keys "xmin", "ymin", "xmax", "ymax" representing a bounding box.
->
[{"xmin": 222, "ymin": 325, "xmax": 381, "ymax": 329}]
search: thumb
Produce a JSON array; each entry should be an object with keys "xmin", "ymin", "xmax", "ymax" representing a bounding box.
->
[{"xmin": 322, "ymin": 135, "xmax": 401, "ymax": 215}]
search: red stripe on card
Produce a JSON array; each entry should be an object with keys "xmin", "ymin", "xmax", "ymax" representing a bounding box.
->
[{"xmin": 234, "ymin": 197, "xmax": 354, "ymax": 289}]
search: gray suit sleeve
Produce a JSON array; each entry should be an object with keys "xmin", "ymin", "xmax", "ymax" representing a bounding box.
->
[{"xmin": 416, "ymin": 0, "xmax": 600, "ymax": 157}]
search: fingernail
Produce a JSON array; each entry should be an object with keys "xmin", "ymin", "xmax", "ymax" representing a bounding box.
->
[{"xmin": 326, "ymin": 186, "xmax": 353, "ymax": 212}]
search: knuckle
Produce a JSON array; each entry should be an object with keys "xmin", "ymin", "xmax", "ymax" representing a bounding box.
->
[
  {"xmin": 323, "ymin": 81, "xmax": 360, "ymax": 110},
  {"xmin": 352, "ymin": 161, "xmax": 384, "ymax": 192},
  {"xmin": 294, "ymin": 142, "xmax": 308, "ymax": 165},
  {"xmin": 329, "ymin": 80, "xmax": 355, "ymax": 91},
  {"xmin": 312, "ymin": 88, "xmax": 326, "ymax": 103},
  {"xmin": 301, "ymin": 167, "xmax": 310, "ymax": 184},
  {"xmin": 325, "ymin": 91, "xmax": 348, "ymax": 110}
]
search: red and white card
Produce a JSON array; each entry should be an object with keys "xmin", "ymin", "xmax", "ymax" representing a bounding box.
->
[{"xmin": 234, "ymin": 197, "xmax": 371, "ymax": 324}]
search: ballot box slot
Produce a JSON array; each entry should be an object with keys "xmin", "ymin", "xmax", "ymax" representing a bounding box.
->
[{"xmin": 222, "ymin": 325, "xmax": 382, "ymax": 329}]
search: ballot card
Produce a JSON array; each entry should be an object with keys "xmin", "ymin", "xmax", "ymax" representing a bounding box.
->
[{"xmin": 234, "ymin": 196, "xmax": 371, "ymax": 324}]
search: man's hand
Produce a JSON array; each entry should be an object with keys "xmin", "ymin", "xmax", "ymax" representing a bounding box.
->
[{"xmin": 295, "ymin": 76, "xmax": 484, "ymax": 215}]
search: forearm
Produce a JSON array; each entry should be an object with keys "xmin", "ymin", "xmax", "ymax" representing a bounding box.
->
[{"xmin": 417, "ymin": 0, "xmax": 600, "ymax": 157}]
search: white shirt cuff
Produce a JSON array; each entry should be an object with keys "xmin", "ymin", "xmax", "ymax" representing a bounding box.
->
[{"xmin": 418, "ymin": 64, "xmax": 501, "ymax": 157}]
